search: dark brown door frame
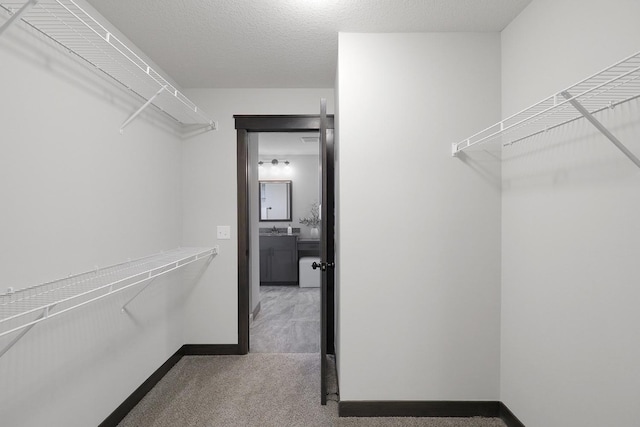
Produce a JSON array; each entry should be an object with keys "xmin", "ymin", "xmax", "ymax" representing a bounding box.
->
[{"xmin": 234, "ymin": 115, "xmax": 335, "ymax": 355}]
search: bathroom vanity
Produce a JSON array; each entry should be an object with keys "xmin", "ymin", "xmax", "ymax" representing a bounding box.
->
[
  {"xmin": 259, "ymin": 232, "xmax": 320, "ymax": 285},
  {"xmin": 260, "ymin": 234, "xmax": 298, "ymax": 285}
]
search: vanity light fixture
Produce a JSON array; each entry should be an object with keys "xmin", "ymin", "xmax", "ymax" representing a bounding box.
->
[{"xmin": 258, "ymin": 159, "xmax": 290, "ymax": 167}]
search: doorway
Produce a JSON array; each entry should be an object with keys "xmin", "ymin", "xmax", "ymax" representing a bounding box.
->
[
  {"xmin": 250, "ymin": 131, "xmax": 321, "ymax": 353},
  {"xmin": 235, "ymin": 115, "xmax": 335, "ymax": 353},
  {"xmin": 235, "ymin": 114, "xmax": 336, "ymax": 403}
]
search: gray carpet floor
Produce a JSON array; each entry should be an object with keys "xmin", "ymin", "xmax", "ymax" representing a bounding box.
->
[
  {"xmin": 117, "ymin": 353, "xmax": 507, "ymax": 427},
  {"xmin": 118, "ymin": 287, "xmax": 506, "ymax": 426}
]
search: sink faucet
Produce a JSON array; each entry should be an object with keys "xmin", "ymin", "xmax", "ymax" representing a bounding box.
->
[{"xmin": 271, "ymin": 226, "xmax": 278, "ymax": 233}]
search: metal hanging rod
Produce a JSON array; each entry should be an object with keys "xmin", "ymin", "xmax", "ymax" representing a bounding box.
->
[
  {"xmin": 452, "ymin": 49, "xmax": 640, "ymax": 168},
  {"xmin": 0, "ymin": 0, "xmax": 216, "ymax": 132},
  {"xmin": 0, "ymin": 247, "xmax": 217, "ymax": 357}
]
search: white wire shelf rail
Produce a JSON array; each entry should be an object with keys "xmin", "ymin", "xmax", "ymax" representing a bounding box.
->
[
  {"xmin": 0, "ymin": 247, "xmax": 216, "ymax": 357},
  {"xmin": 452, "ymin": 49, "xmax": 640, "ymax": 168},
  {"xmin": 0, "ymin": 0, "xmax": 216, "ymax": 133}
]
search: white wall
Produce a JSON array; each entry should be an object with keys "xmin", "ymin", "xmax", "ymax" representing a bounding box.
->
[
  {"xmin": 249, "ymin": 133, "xmax": 260, "ymax": 315},
  {"xmin": 258, "ymin": 153, "xmax": 320, "ymax": 238},
  {"xmin": 0, "ymin": 12, "xmax": 192, "ymax": 427},
  {"xmin": 336, "ymin": 33, "xmax": 502, "ymax": 401},
  {"xmin": 0, "ymin": 8, "xmax": 332, "ymax": 424},
  {"xmin": 180, "ymin": 89, "xmax": 334, "ymax": 344},
  {"xmin": 500, "ymin": 1, "xmax": 640, "ymax": 426}
]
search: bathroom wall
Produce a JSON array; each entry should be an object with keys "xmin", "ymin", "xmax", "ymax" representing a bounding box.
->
[
  {"xmin": 500, "ymin": 0, "xmax": 640, "ymax": 426},
  {"xmin": 249, "ymin": 133, "xmax": 260, "ymax": 316},
  {"xmin": 258, "ymin": 153, "xmax": 320, "ymax": 238}
]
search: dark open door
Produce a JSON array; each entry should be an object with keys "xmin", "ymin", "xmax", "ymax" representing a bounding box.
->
[
  {"xmin": 314, "ymin": 98, "xmax": 335, "ymax": 405},
  {"xmin": 235, "ymin": 113, "xmax": 335, "ymax": 403}
]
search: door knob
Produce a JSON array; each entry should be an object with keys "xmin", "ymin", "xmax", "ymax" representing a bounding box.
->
[{"xmin": 312, "ymin": 261, "xmax": 335, "ymax": 272}]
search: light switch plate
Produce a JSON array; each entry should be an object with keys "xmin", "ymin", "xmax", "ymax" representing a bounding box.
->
[{"xmin": 217, "ymin": 225, "xmax": 231, "ymax": 240}]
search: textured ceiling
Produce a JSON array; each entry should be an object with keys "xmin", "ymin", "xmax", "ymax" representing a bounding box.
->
[{"xmin": 85, "ymin": 0, "xmax": 532, "ymax": 89}]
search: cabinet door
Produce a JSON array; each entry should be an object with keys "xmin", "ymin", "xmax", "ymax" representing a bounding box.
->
[
  {"xmin": 260, "ymin": 236, "xmax": 277, "ymax": 282},
  {"xmin": 269, "ymin": 237, "xmax": 298, "ymax": 282},
  {"xmin": 259, "ymin": 245, "xmax": 270, "ymax": 282}
]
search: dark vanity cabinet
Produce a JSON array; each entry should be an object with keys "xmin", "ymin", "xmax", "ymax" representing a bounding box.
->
[{"xmin": 260, "ymin": 235, "xmax": 298, "ymax": 285}]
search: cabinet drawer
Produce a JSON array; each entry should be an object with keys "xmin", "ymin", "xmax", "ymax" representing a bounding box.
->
[
  {"xmin": 297, "ymin": 240, "xmax": 320, "ymax": 257},
  {"xmin": 297, "ymin": 240, "xmax": 319, "ymax": 251}
]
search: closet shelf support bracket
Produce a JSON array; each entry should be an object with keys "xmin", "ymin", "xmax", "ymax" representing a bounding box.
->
[
  {"xmin": 561, "ymin": 91, "xmax": 640, "ymax": 169},
  {"xmin": 120, "ymin": 85, "xmax": 168, "ymax": 134},
  {"xmin": 120, "ymin": 250, "xmax": 214, "ymax": 313},
  {"xmin": 0, "ymin": 0, "xmax": 38, "ymax": 38},
  {"xmin": 121, "ymin": 276, "xmax": 156, "ymax": 313},
  {"xmin": 0, "ymin": 303, "xmax": 54, "ymax": 359}
]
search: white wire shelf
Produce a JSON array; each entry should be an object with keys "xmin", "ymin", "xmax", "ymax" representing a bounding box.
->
[
  {"xmin": 0, "ymin": 0, "xmax": 215, "ymax": 131},
  {"xmin": 452, "ymin": 49, "xmax": 640, "ymax": 161},
  {"xmin": 0, "ymin": 247, "xmax": 216, "ymax": 347}
]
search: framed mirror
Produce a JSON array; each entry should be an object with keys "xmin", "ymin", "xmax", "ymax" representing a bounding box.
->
[{"xmin": 259, "ymin": 180, "xmax": 292, "ymax": 221}]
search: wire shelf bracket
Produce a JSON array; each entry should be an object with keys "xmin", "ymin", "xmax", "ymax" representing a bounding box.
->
[
  {"xmin": 0, "ymin": 247, "xmax": 218, "ymax": 358},
  {"xmin": 0, "ymin": 0, "xmax": 35, "ymax": 36},
  {"xmin": 120, "ymin": 85, "xmax": 167, "ymax": 134},
  {"xmin": 452, "ymin": 49, "xmax": 640, "ymax": 169},
  {"xmin": 0, "ymin": 0, "xmax": 217, "ymax": 134},
  {"xmin": 561, "ymin": 91, "xmax": 640, "ymax": 169}
]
